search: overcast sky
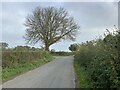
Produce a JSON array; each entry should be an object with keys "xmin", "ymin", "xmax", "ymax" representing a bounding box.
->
[{"xmin": 1, "ymin": 1, "xmax": 118, "ymax": 51}]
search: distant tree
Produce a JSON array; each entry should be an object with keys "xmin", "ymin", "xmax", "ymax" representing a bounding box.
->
[
  {"xmin": 24, "ymin": 7, "xmax": 80, "ymax": 51},
  {"xmin": 24, "ymin": 46, "xmax": 31, "ymax": 49},
  {"xmin": 14, "ymin": 46, "xmax": 23, "ymax": 51},
  {"xmin": 69, "ymin": 44, "xmax": 79, "ymax": 52},
  {"xmin": 14, "ymin": 46, "xmax": 31, "ymax": 51},
  {"xmin": 51, "ymin": 49, "xmax": 55, "ymax": 53},
  {"xmin": 31, "ymin": 47, "xmax": 36, "ymax": 51},
  {"xmin": 0, "ymin": 42, "xmax": 8, "ymax": 49}
]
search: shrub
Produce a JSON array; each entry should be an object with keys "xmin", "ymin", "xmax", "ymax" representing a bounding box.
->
[
  {"xmin": 51, "ymin": 51, "xmax": 73, "ymax": 56},
  {"xmin": 2, "ymin": 50, "xmax": 53, "ymax": 81},
  {"xmin": 74, "ymin": 29, "xmax": 120, "ymax": 88},
  {"xmin": 2, "ymin": 50, "xmax": 51, "ymax": 69}
]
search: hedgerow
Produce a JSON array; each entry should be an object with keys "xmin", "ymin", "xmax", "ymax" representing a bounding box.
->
[
  {"xmin": 75, "ymin": 28, "xmax": 120, "ymax": 88},
  {"xmin": 51, "ymin": 51, "xmax": 73, "ymax": 56},
  {"xmin": 2, "ymin": 51, "xmax": 51, "ymax": 69},
  {"xmin": 2, "ymin": 49, "xmax": 53, "ymax": 81}
]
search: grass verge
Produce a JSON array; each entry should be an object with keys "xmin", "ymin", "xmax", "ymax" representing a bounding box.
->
[
  {"xmin": 2, "ymin": 56, "xmax": 54, "ymax": 82},
  {"xmin": 74, "ymin": 61, "xmax": 91, "ymax": 88}
]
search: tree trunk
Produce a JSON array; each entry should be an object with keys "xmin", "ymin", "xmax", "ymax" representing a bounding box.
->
[{"xmin": 45, "ymin": 44, "xmax": 50, "ymax": 51}]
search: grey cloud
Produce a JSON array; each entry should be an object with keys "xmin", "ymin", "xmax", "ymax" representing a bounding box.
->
[{"xmin": 63, "ymin": 2, "xmax": 117, "ymax": 28}]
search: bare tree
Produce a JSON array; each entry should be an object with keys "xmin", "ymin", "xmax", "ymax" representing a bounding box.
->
[{"xmin": 24, "ymin": 7, "xmax": 80, "ymax": 51}]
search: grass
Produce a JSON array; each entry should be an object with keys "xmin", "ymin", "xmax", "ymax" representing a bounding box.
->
[
  {"xmin": 74, "ymin": 61, "xmax": 91, "ymax": 88},
  {"xmin": 2, "ymin": 56, "xmax": 54, "ymax": 82}
]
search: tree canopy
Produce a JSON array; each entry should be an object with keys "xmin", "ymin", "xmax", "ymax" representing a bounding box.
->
[
  {"xmin": 0, "ymin": 42, "xmax": 8, "ymax": 49},
  {"xmin": 69, "ymin": 43, "xmax": 79, "ymax": 52},
  {"xmin": 24, "ymin": 7, "xmax": 80, "ymax": 51}
]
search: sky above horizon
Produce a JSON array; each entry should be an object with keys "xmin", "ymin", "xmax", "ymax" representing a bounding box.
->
[{"xmin": 1, "ymin": 2, "xmax": 118, "ymax": 51}]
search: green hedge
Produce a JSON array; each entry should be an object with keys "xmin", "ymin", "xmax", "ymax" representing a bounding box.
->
[
  {"xmin": 74, "ymin": 30, "xmax": 120, "ymax": 88},
  {"xmin": 2, "ymin": 50, "xmax": 53, "ymax": 81},
  {"xmin": 2, "ymin": 51, "xmax": 51, "ymax": 69},
  {"xmin": 51, "ymin": 51, "xmax": 73, "ymax": 56}
]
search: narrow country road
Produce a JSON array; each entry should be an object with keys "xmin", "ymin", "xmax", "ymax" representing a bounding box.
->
[{"xmin": 2, "ymin": 56, "xmax": 75, "ymax": 88}]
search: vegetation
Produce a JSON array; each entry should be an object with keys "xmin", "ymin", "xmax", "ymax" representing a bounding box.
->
[
  {"xmin": 69, "ymin": 43, "xmax": 79, "ymax": 52},
  {"xmin": 24, "ymin": 7, "xmax": 80, "ymax": 51},
  {"xmin": 13, "ymin": 45, "xmax": 42, "ymax": 51},
  {"xmin": 74, "ymin": 61, "xmax": 90, "ymax": 88},
  {"xmin": 51, "ymin": 51, "xmax": 73, "ymax": 56},
  {"xmin": 74, "ymin": 28, "xmax": 120, "ymax": 88},
  {"xmin": 0, "ymin": 42, "xmax": 8, "ymax": 50},
  {"xmin": 2, "ymin": 45, "xmax": 53, "ymax": 82}
]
